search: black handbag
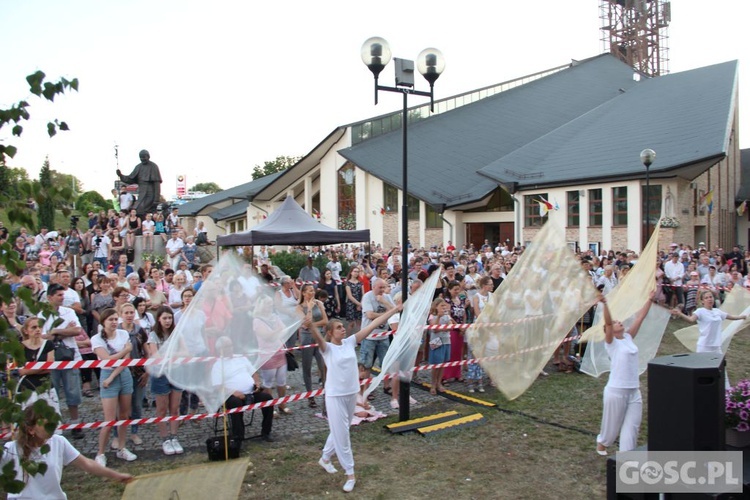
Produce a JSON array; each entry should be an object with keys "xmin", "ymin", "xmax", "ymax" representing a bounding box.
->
[
  {"xmin": 207, "ymin": 414, "xmax": 242, "ymax": 460},
  {"xmin": 286, "ymin": 351, "xmax": 299, "ymax": 372},
  {"xmin": 52, "ymin": 336, "xmax": 75, "ymax": 362}
]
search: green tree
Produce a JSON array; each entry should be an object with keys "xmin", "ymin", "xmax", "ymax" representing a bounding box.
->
[
  {"xmin": 75, "ymin": 190, "xmax": 109, "ymax": 215},
  {"xmin": 37, "ymin": 157, "xmax": 55, "ymax": 230},
  {"xmin": 190, "ymin": 182, "xmax": 222, "ymax": 194},
  {"xmin": 251, "ymin": 155, "xmax": 300, "ymax": 180},
  {"xmin": 50, "ymin": 170, "xmax": 83, "ymax": 194},
  {"xmin": 0, "ymin": 162, "xmax": 30, "ymax": 201},
  {"xmin": 0, "ymin": 71, "xmax": 76, "ymax": 494}
]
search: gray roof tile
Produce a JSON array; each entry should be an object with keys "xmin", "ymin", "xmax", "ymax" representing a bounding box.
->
[
  {"xmin": 479, "ymin": 60, "xmax": 739, "ymax": 187},
  {"xmin": 339, "ymin": 54, "xmax": 640, "ymax": 207}
]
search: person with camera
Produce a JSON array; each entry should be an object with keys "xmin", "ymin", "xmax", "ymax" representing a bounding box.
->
[
  {"xmin": 91, "ymin": 227, "xmax": 111, "ymax": 269},
  {"xmin": 38, "ymin": 283, "xmax": 84, "ymax": 440}
]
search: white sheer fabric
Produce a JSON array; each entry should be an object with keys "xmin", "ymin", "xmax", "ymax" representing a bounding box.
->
[
  {"xmin": 363, "ymin": 267, "xmax": 442, "ymax": 398},
  {"xmin": 150, "ymin": 252, "xmax": 300, "ymax": 412}
]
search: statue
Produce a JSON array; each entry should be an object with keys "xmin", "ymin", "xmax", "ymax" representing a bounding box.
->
[
  {"xmin": 116, "ymin": 150, "xmax": 162, "ymax": 217},
  {"xmin": 662, "ymin": 186, "xmax": 675, "ymax": 219}
]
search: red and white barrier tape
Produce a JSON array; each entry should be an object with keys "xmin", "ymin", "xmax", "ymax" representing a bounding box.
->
[
  {"xmin": 22, "ymin": 316, "xmax": 558, "ymax": 370},
  {"xmin": 3, "ymin": 334, "xmax": 586, "ymax": 439}
]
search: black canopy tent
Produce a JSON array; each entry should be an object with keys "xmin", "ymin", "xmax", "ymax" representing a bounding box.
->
[{"xmin": 216, "ymin": 196, "xmax": 370, "ymax": 247}]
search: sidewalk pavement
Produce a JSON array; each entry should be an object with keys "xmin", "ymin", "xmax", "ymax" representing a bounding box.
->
[{"xmin": 67, "ymin": 365, "xmax": 445, "ymax": 460}]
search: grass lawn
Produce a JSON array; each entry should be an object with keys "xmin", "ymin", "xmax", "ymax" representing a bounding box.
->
[{"xmin": 60, "ymin": 316, "xmax": 750, "ymax": 499}]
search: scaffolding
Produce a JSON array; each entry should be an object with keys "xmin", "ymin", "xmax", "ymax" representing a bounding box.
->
[{"xmin": 600, "ymin": 0, "xmax": 670, "ymax": 77}]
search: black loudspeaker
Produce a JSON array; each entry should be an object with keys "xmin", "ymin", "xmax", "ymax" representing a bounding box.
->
[
  {"xmin": 607, "ymin": 448, "xmax": 660, "ymax": 500},
  {"xmin": 648, "ymin": 352, "xmax": 725, "ymax": 452}
]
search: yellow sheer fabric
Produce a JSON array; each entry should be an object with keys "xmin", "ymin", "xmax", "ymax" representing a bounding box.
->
[
  {"xmin": 122, "ymin": 457, "xmax": 250, "ymax": 499},
  {"xmin": 580, "ymin": 222, "xmax": 671, "ymax": 378},
  {"xmin": 466, "ymin": 220, "xmax": 598, "ymax": 400}
]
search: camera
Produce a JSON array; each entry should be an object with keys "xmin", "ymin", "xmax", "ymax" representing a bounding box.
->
[
  {"xmin": 70, "ymin": 215, "xmax": 80, "ymax": 228},
  {"xmin": 94, "ymin": 236, "xmax": 102, "ymax": 248}
]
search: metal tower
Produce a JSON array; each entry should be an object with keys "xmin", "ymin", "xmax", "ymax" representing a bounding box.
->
[{"xmin": 600, "ymin": 0, "xmax": 671, "ymax": 76}]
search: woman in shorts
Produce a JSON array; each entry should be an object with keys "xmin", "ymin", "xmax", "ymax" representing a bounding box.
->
[
  {"xmin": 146, "ymin": 306, "xmax": 184, "ymax": 456},
  {"xmin": 92, "ymin": 308, "xmax": 138, "ymax": 466}
]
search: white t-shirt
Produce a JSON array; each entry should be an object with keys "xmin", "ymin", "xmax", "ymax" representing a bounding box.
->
[
  {"xmin": 92, "ymin": 234, "xmax": 110, "ymax": 259},
  {"xmin": 142, "ymin": 219, "xmax": 155, "ymax": 234},
  {"xmin": 321, "ymin": 335, "xmax": 359, "ymax": 397},
  {"xmin": 91, "ymin": 329, "xmax": 130, "ymax": 358},
  {"xmin": 211, "ymin": 357, "xmax": 254, "ymax": 395},
  {"xmin": 165, "ymin": 237, "xmax": 184, "ymax": 257},
  {"xmin": 1, "ymin": 434, "xmax": 80, "ymax": 499},
  {"xmin": 361, "ymin": 291, "xmax": 394, "ymax": 340},
  {"xmin": 326, "ymin": 261, "xmax": 342, "ymax": 281},
  {"xmin": 694, "ymin": 307, "xmax": 729, "ymax": 351},
  {"xmin": 119, "ymin": 192, "xmax": 134, "ymax": 211},
  {"xmin": 168, "ymin": 287, "xmax": 185, "ymax": 310},
  {"xmin": 38, "ymin": 306, "xmax": 82, "ymax": 361},
  {"xmin": 605, "ymin": 332, "xmax": 639, "ymax": 389},
  {"xmin": 61, "ymin": 288, "xmax": 80, "ymax": 309}
]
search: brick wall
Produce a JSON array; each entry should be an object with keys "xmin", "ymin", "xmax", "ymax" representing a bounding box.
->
[
  {"xmin": 382, "ymin": 213, "xmax": 398, "ymax": 248},
  {"xmin": 611, "ymin": 227, "xmax": 628, "ymax": 252},
  {"xmin": 425, "ymin": 228, "xmax": 444, "ymax": 249}
]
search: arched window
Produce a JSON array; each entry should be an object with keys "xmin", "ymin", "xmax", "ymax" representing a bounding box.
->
[{"xmin": 338, "ymin": 164, "xmax": 356, "ymax": 229}]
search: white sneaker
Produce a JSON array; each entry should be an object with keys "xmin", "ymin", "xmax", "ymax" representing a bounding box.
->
[
  {"xmin": 389, "ymin": 399, "xmax": 399, "ymax": 409},
  {"xmin": 171, "ymin": 437, "xmax": 184, "ymax": 455},
  {"xmin": 478, "ymin": 387, "xmax": 485, "ymax": 393},
  {"xmin": 409, "ymin": 396, "xmax": 417, "ymax": 404},
  {"xmin": 131, "ymin": 434, "xmax": 143, "ymax": 445},
  {"xmin": 343, "ymin": 478, "xmax": 356, "ymax": 493},
  {"xmin": 116, "ymin": 447, "xmax": 137, "ymax": 462},
  {"xmin": 95, "ymin": 454, "xmax": 107, "ymax": 467},
  {"xmin": 318, "ymin": 457, "xmax": 338, "ymax": 474},
  {"xmin": 162, "ymin": 439, "xmax": 176, "ymax": 456}
]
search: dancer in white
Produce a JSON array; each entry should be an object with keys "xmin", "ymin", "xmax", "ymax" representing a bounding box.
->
[
  {"xmin": 672, "ymin": 290, "xmax": 747, "ymax": 354},
  {"xmin": 596, "ymin": 293, "xmax": 654, "ymax": 455},
  {"xmin": 309, "ymin": 304, "xmax": 400, "ymax": 493}
]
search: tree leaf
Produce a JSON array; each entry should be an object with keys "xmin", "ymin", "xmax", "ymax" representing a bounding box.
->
[
  {"xmin": 42, "ymin": 82, "xmax": 56, "ymax": 101},
  {"xmin": 58, "ymin": 121, "xmax": 69, "ymax": 131},
  {"xmin": 46, "ymin": 122, "xmax": 57, "ymax": 137},
  {"xmin": 26, "ymin": 70, "xmax": 45, "ymax": 96},
  {"xmin": 2, "ymin": 145, "xmax": 18, "ymax": 158},
  {"xmin": 11, "ymin": 124, "xmax": 23, "ymax": 136}
]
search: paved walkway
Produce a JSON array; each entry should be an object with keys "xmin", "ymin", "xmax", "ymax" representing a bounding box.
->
[{"xmin": 68, "ymin": 364, "xmax": 446, "ymax": 460}]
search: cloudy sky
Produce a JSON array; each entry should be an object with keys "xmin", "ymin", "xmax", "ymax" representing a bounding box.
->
[{"xmin": 1, "ymin": 0, "xmax": 747, "ymax": 199}]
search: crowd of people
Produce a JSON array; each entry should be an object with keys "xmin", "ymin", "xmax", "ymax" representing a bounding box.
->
[{"xmin": 3, "ymin": 216, "xmax": 750, "ymax": 491}]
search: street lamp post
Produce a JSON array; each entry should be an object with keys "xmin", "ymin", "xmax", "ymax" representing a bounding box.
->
[
  {"xmin": 640, "ymin": 148, "xmax": 656, "ymax": 248},
  {"xmin": 361, "ymin": 37, "xmax": 445, "ymax": 421}
]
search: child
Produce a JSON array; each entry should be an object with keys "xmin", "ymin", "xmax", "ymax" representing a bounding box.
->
[
  {"xmin": 141, "ymin": 213, "xmax": 155, "ymax": 252},
  {"xmin": 153, "ymin": 212, "xmax": 168, "ymax": 244},
  {"xmin": 427, "ymin": 298, "xmax": 453, "ymax": 395},
  {"xmin": 465, "ymin": 346, "xmax": 485, "ymax": 393}
]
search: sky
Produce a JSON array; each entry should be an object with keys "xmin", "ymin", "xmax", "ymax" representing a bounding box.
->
[{"xmin": 1, "ymin": 0, "xmax": 748, "ymax": 200}]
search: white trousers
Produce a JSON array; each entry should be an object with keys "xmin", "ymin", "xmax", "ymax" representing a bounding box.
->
[
  {"xmin": 597, "ymin": 386, "xmax": 642, "ymax": 452},
  {"xmin": 322, "ymin": 393, "xmax": 358, "ymax": 475}
]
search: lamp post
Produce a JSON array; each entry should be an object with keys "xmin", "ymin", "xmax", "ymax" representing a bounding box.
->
[
  {"xmin": 361, "ymin": 37, "xmax": 445, "ymax": 421},
  {"xmin": 640, "ymin": 148, "xmax": 656, "ymax": 248}
]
